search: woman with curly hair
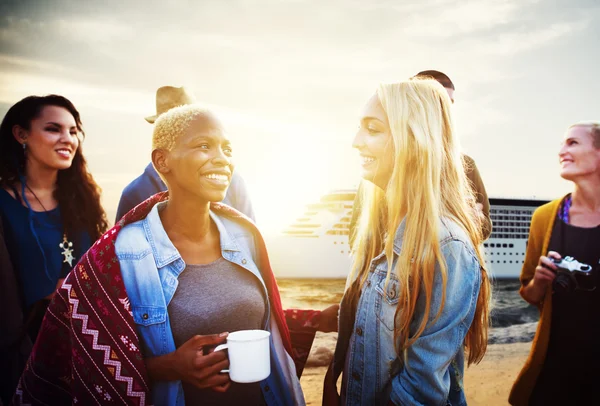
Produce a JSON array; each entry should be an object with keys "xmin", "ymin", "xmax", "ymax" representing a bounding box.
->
[{"xmin": 0, "ymin": 95, "xmax": 108, "ymax": 404}]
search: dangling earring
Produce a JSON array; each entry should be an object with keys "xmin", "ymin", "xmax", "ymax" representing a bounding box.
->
[{"xmin": 22, "ymin": 143, "xmax": 27, "ymax": 151}]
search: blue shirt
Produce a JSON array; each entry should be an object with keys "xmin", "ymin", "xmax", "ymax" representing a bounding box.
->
[
  {"xmin": 0, "ymin": 188, "xmax": 92, "ymax": 307},
  {"xmin": 115, "ymin": 202, "xmax": 303, "ymax": 406},
  {"xmin": 340, "ymin": 218, "xmax": 481, "ymax": 406},
  {"xmin": 115, "ymin": 163, "xmax": 255, "ymax": 222}
]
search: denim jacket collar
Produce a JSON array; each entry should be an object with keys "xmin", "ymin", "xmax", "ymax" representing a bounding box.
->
[
  {"xmin": 142, "ymin": 202, "xmax": 241, "ymax": 269},
  {"xmin": 210, "ymin": 211, "xmax": 240, "ymax": 253}
]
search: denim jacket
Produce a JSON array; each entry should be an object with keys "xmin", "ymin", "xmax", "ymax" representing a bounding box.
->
[
  {"xmin": 336, "ymin": 218, "xmax": 482, "ymax": 406},
  {"xmin": 115, "ymin": 202, "xmax": 304, "ymax": 406}
]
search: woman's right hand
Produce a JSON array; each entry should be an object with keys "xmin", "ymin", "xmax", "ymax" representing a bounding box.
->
[
  {"xmin": 146, "ymin": 332, "xmax": 231, "ymax": 392},
  {"xmin": 532, "ymin": 251, "xmax": 561, "ymax": 288},
  {"xmin": 173, "ymin": 333, "xmax": 231, "ymax": 392},
  {"xmin": 522, "ymin": 251, "xmax": 562, "ymax": 305}
]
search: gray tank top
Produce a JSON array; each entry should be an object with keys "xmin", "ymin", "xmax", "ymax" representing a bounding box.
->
[{"xmin": 168, "ymin": 257, "xmax": 267, "ymax": 405}]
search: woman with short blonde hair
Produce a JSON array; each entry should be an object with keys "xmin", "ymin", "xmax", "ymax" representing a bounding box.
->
[{"xmin": 324, "ymin": 79, "xmax": 491, "ymax": 405}]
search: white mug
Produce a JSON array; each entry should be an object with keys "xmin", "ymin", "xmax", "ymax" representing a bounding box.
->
[{"xmin": 213, "ymin": 329, "xmax": 271, "ymax": 383}]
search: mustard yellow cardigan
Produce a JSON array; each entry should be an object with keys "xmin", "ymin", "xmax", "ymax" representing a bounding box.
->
[{"xmin": 509, "ymin": 197, "xmax": 562, "ymax": 405}]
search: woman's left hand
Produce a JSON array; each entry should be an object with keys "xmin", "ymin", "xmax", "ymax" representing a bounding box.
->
[{"xmin": 317, "ymin": 304, "xmax": 339, "ymax": 333}]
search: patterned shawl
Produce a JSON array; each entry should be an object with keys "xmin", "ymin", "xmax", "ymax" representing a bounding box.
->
[{"xmin": 13, "ymin": 192, "xmax": 319, "ymax": 405}]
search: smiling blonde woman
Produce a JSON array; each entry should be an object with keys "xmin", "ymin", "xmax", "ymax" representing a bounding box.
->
[
  {"xmin": 510, "ymin": 121, "xmax": 600, "ymax": 406},
  {"xmin": 324, "ymin": 79, "xmax": 491, "ymax": 406}
]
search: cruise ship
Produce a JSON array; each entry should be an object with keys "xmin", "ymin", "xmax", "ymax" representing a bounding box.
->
[{"xmin": 265, "ymin": 190, "xmax": 549, "ymax": 279}]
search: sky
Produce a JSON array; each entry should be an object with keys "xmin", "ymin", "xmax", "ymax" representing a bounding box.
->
[{"xmin": 0, "ymin": 0, "xmax": 598, "ymax": 233}]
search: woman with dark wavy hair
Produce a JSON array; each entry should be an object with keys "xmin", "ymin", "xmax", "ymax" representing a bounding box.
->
[{"xmin": 0, "ymin": 94, "xmax": 108, "ymax": 404}]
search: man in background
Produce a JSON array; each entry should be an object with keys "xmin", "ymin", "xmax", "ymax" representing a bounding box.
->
[
  {"xmin": 115, "ymin": 86, "xmax": 255, "ymax": 222},
  {"xmin": 349, "ymin": 70, "xmax": 491, "ymax": 245}
]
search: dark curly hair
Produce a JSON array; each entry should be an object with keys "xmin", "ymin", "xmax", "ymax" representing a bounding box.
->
[{"xmin": 0, "ymin": 95, "xmax": 108, "ymax": 241}]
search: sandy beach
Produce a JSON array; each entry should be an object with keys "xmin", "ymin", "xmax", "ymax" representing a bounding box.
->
[{"xmin": 300, "ymin": 332, "xmax": 532, "ymax": 406}]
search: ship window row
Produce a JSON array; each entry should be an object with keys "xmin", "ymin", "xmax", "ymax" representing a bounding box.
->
[
  {"xmin": 492, "ymin": 227, "xmax": 529, "ymax": 234},
  {"xmin": 490, "ymin": 209, "xmax": 534, "ymax": 215},
  {"xmin": 491, "ymin": 222, "xmax": 530, "ymax": 227},
  {"xmin": 491, "ymin": 215, "xmax": 531, "ymax": 221},
  {"xmin": 491, "ymin": 234, "xmax": 528, "ymax": 239},
  {"xmin": 484, "ymin": 243, "xmax": 514, "ymax": 248}
]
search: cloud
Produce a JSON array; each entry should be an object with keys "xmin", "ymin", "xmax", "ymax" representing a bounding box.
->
[
  {"xmin": 470, "ymin": 20, "xmax": 590, "ymax": 56},
  {"xmin": 56, "ymin": 18, "xmax": 136, "ymax": 44}
]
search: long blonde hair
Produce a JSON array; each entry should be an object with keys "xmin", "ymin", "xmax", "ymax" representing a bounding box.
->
[{"xmin": 350, "ymin": 79, "xmax": 491, "ymax": 365}]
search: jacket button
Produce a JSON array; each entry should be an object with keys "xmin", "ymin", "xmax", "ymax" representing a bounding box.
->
[
  {"xmin": 352, "ymin": 372, "xmax": 360, "ymax": 381},
  {"xmin": 356, "ymin": 327, "xmax": 363, "ymax": 336},
  {"xmin": 264, "ymin": 385, "xmax": 270, "ymax": 392},
  {"xmin": 366, "ymin": 280, "xmax": 371, "ymax": 286},
  {"xmin": 242, "ymin": 259, "xmax": 247, "ymax": 264},
  {"xmin": 142, "ymin": 313, "xmax": 149, "ymax": 320}
]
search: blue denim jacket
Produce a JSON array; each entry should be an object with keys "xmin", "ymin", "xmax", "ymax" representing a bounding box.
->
[
  {"xmin": 341, "ymin": 218, "xmax": 481, "ymax": 406},
  {"xmin": 115, "ymin": 202, "xmax": 303, "ymax": 406}
]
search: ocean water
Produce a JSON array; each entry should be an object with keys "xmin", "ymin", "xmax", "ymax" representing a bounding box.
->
[{"xmin": 278, "ymin": 278, "xmax": 539, "ymax": 345}]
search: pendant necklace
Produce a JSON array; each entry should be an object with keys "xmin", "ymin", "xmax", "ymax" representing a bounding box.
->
[
  {"xmin": 26, "ymin": 185, "xmax": 75, "ymax": 266},
  {"xmin": 59, "ymin": 234, "xmax": 75, "ymax": 266}
]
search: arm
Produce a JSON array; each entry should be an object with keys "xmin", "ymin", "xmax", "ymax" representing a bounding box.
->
[
  {"xmin": 519, "ymin": 210, "xmax": 557, "ymax": 306},
  {"xmin": 464, "ymin": 155, "xmax": 492, "ymax": 240},
  {"xmin": 390, "ymin": 241, "xmax": 481, "ymax": 406},
  {"xmin": 519, "ymin": 209, "xmax": 545, "ymax": 305},
  {"xmin": 283, "ymin": 304, "xmax": 338, "ymax": 377}
]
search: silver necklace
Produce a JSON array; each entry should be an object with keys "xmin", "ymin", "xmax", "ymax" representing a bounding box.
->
[{"xmin": 25, "ymin": 185, "xmax": 75, "ymax": 267}]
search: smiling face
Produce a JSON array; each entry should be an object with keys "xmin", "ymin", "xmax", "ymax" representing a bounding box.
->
[
  {"xmin": 154, "ymin": 112, "xmax": 234, "ymax": 203},
  {"xmin": 15, "ymin": 105, "xmax": 80, "ymax": 171},
  {"xmin": 352, "ymin": 94, "xmax": 395, "ymax": 189},
  {"xmin": 559, "ymin": 125, "xmax": 600, "ymax": 182}
]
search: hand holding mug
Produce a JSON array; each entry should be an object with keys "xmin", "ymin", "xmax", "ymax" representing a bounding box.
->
[{"xmin": 173, "ymin": 333, "xmax": 231, "ymax": 392}]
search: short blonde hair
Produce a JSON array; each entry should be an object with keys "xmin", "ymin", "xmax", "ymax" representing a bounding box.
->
[
  {"xmin": 569, "ymin": 121, "xmax": 600, "ymax": 148},
  {"xmin": 152, "ymin": 104, "xmax": 218, "ymax": 151}
]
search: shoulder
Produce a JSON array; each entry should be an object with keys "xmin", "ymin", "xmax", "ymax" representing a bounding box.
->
[
  {"xmin": 439, "ymin": 217, "xmax": 473, "ymax": 248},
  {"xmin": 0, "ymin": 186, "xmax": 17, "ymax": 204},
  {"xmin": 532, "ymin": 198, "xmax": 562, "ymax": 221},
  {"xmin": 114, "ymin": 219, "xmax": 150, "ymax": 256},
  {"xmin": 121, "ymin": 165, "xmax": 162, "ymax": 197},
  {"xmin": 438, "ymin": 218, "xmax": 480, "ymax": 268},
  {"xmin": 212, "ymin": 209, "xmax": 259, "ymax": 256},
  {"xmin": 462, "ymin": 154, "xmax": 476, "ymax": 166},
  {"xmin": 214, "ymin": 211, "xmax": 255, "ymax": 241},
  {"xmin": 121, "ymin": 174, "xmax": 147, "ymax": 198},
  {"xmin": 228, "ymin": 171, "xmax": 245, "ymax": 190}
]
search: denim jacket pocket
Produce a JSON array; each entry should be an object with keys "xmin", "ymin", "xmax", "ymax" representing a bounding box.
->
[
  {"xmin": 375, "ymin": 276, "xmax": 400, "ymax": 331},
  {"xmin": 132, "ymin": 306, "xmax": 166, "ymax": 326}
]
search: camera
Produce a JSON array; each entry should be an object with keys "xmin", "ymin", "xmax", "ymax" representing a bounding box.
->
[{"xmin": 551, "ymin": 256, "xmax": 594, "ymax": 292}]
